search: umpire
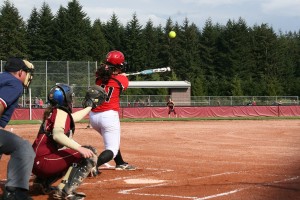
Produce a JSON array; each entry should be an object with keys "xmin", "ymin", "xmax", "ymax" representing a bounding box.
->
[{"xmin": 0, "ymin": 58, "xmax": 35, "ymax": 200}]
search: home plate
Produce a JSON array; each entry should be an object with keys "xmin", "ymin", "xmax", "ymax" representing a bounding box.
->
[{"xmin": 124, "ymin": 178, "xmax": 166, "ymax": 184}]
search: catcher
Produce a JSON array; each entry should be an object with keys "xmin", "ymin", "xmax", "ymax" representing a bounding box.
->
[{"xmin": 31, "ymin": 83, "xmax": 106, "ymax": 199}]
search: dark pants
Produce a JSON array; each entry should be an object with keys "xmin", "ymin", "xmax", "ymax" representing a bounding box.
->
[{"xmin": 0, "ymin": 129, "xmax": 35, "ymax": 190}]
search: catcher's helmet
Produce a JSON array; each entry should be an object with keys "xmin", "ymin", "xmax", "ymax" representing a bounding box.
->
[
  {"xmin": 48, "ymin": 83, "xmax": 73, "ymax": 111},
  {"xmin": 106, "ymin": 50, "xmax": 125, "ymax": 66}
]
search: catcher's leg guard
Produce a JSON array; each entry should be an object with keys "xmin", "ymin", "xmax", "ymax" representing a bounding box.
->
[{"xmin": 55, "ymin": 151, "xmax": 97, "ymax": 198}]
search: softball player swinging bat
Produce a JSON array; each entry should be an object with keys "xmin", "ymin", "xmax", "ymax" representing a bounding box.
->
[{"xmin": 89, "ymin": 50, "xmax": 136, "ymax": 174}]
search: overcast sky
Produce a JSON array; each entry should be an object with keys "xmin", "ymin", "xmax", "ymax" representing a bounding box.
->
[{"xmin": 4, "ymin": 0, "xmax": 300, "ymax": 33}]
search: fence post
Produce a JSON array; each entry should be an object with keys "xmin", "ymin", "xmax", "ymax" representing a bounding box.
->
[
  {"xmin": 29, "ymin": 88, "xmax": 32, "ymax": 120},
  {"xmin": 45, "ymin": 61, "xmax": 48, "ymax": 101}
]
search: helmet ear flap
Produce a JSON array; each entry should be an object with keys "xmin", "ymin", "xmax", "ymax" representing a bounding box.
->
[
  {"xmin": 48, "ymin": 84, "xmax": 73, "ymax": 111},
  {"xmin": 48, "ymin": 86, "xmax": 64, "ymax": 106}
]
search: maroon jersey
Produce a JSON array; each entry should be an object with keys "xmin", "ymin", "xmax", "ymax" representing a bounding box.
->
[
  {"xmin": 32, "ymin": 108, "xmax": 74, "ymax": 156},
  {"xmin": 167, "ymin": 101, "xmax": 175, "ymax": 109},
  {"xmin": 32, "ymin": 108, "xmax": 80, "ymax": 178},
  {"xmin": 92, "ymin": 74, "xmax": 128, "ymax": 112}
]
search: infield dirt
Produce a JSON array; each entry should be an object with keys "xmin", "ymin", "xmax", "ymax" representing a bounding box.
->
[{"xmin": 1, "ymin": 120, "xmax": 300, "ymax": 199}]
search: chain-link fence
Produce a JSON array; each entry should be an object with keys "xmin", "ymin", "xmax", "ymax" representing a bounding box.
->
[
  {"xmin": 1, "ymin": 60, "xmax": 298, "ymax": 108},
  {"xmin": 121, "ymin": 95, "xmax": 299, "ymax": 107},
  {"xmin": 189, "ymin": 96, "xmax": 298, "ymax": 106},
  {"xmin": 1, "ymin": 60, "xmax": 98, "ymax": 108}
]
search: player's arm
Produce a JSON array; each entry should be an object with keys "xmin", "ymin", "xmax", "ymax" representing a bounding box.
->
[
  {"xmin": 52, "ymin": 109, "xmax": 81, "ymax": 150},
  {"xmin": 71, "ymin": 107, "xmax": 91, "ymax": 122},
  {"xmin": 53, "ymin": 110, "xmax": 95, "ymax": 158}
]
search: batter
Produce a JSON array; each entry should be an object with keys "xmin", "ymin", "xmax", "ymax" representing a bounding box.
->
[{"xmin": 90, "ymin": 50, "xmax": 136, "ymax": 173}]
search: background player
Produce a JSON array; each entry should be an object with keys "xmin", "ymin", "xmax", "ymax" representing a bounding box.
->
[
  {"xmin": 0, "ymin": 58, "xmax": 35, "ymax": 200},
  {"xmin": 31, "ymin": 83, "xmax": 104, "ymax": 199},
  {"xmin": 89, "ymin": 50, "xmax": 136, "ymax": 174},
  {"xmin": 167, "ymin": 98, "xmax": 177, "ymax": 118}
]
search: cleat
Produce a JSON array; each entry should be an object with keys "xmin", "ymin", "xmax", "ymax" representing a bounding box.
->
[
  {"xmin": 115, "ymin": 163, "xmax": 136, "ymax": 171},
  {"xmin": 32, "ymin": 177, "xmax": 58, "ymax": 194},
  {"xmin": 1, "ymin": 187, "xmax": 33, "ymax": 200},
  {"xmin": 53, "ymin": 189, "xmax": 86, "ymax": 200}
]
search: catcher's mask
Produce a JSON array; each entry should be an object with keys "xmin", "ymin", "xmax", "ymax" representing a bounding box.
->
[
  {"xmin": 48, "ymin": 83, "xmax": 74, "ymax": 112},
  {"xmin": 22, "ymin": 60, "xmax": 34, "ymax": 88},
  {"xmin": 4, "ymin": 58, "xmax": 34, "ymax": 88}
]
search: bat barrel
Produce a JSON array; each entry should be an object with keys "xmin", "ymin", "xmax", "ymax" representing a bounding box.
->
[{"xmin": 126, "ymin": 67, "xmax": 171, "ymax": 76}]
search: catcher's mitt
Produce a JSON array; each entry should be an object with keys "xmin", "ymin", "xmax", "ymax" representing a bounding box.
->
[{"xmin": 82, "ymin": 85, "xmax": 107, "ymax": 109}]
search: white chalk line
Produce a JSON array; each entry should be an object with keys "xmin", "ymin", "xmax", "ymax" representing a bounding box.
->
[
  {"xmin": 118, "ymin": 172, "xmax": 300, "ymax": 200},
  {"xmin": 1, "ymin": 169, "xmax": 296, "ymax": 199},
  {"xmin": 118, "ymin": 171, "xmax": 242, "ymax": 199},
  {"xmin": 258, "ymin": 175, "xmax": 300, "ymax": 187},
  {"xmin": 119, "ymin": 183, "xmax": 198, "ymax": 199},
  {"xmin": 121, "ymin": 187, "xmax": 246, "ymax": 200},
  {"xmin": 82, "ymin": 167, "xmax": 174, "ymax": 186}
]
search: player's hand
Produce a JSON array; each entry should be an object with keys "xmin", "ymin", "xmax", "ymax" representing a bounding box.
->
[{"xmin": 78, "ymin": 146, "xmax": 95, "ymax": 158}]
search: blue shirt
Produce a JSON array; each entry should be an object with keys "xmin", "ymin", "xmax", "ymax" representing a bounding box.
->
[{"xmin": 0, "ymin": 72, "xmax": 23, "ymax": 128}]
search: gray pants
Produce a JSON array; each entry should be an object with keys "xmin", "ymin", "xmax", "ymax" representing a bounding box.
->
[{"xmin": 0, "ymin": 129, "xmax": 35, "ymax": 190}]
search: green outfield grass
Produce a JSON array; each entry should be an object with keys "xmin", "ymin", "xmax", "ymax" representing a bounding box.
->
[{"xmin": 7, "ymin": 116, "xmax": 300, "ymax": 125}]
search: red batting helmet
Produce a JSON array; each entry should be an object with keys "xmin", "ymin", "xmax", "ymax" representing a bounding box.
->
[{"xmin": 106, "ymin": 50, "xmax": 125, "ymax": 66}]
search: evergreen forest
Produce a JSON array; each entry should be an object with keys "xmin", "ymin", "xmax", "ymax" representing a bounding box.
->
[{"xmin": 0, "ymin": 0, "xmax": 300, "ymax": 97}]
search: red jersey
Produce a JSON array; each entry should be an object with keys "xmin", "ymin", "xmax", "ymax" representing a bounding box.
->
[{"xmin": 92, "ymin": 74, "xmax": 128, "ymax": 112}]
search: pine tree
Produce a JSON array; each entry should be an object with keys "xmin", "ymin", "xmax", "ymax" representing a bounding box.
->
[
  {"xmin": 63, "ymin": 0, "xmax": 91, "ymax": 60},
  {"xmin": 124, "ymin": 13, "xmax": 144, "ymax": 73},
  {"xmin": 0, "ymin": 0, "xmax": 27, "ymax": 59},
  {"xmin": 142, "ymin": 20, "xmax": 161, "ymax": 71},
  {"xmin": 26, "ymin": 7, "xmax": 39, "ymax": 60},
  {"xmin": 89, "ymin": 19, "xmax": 109, "ymax": 61},
  {"xmin": 29, "ymin": 2, "xmax": 55, "ymax": 60},
  {"xmin": 177, "ymin": 18, "xmax": 201, "ymax": 81},
  {"xmin": 103, "ymin": 13, "xmax": 123, "ymax": 51},
  {"xmin": 51, "ymin": 6, "xmax": 67, "ymax": 60}
]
